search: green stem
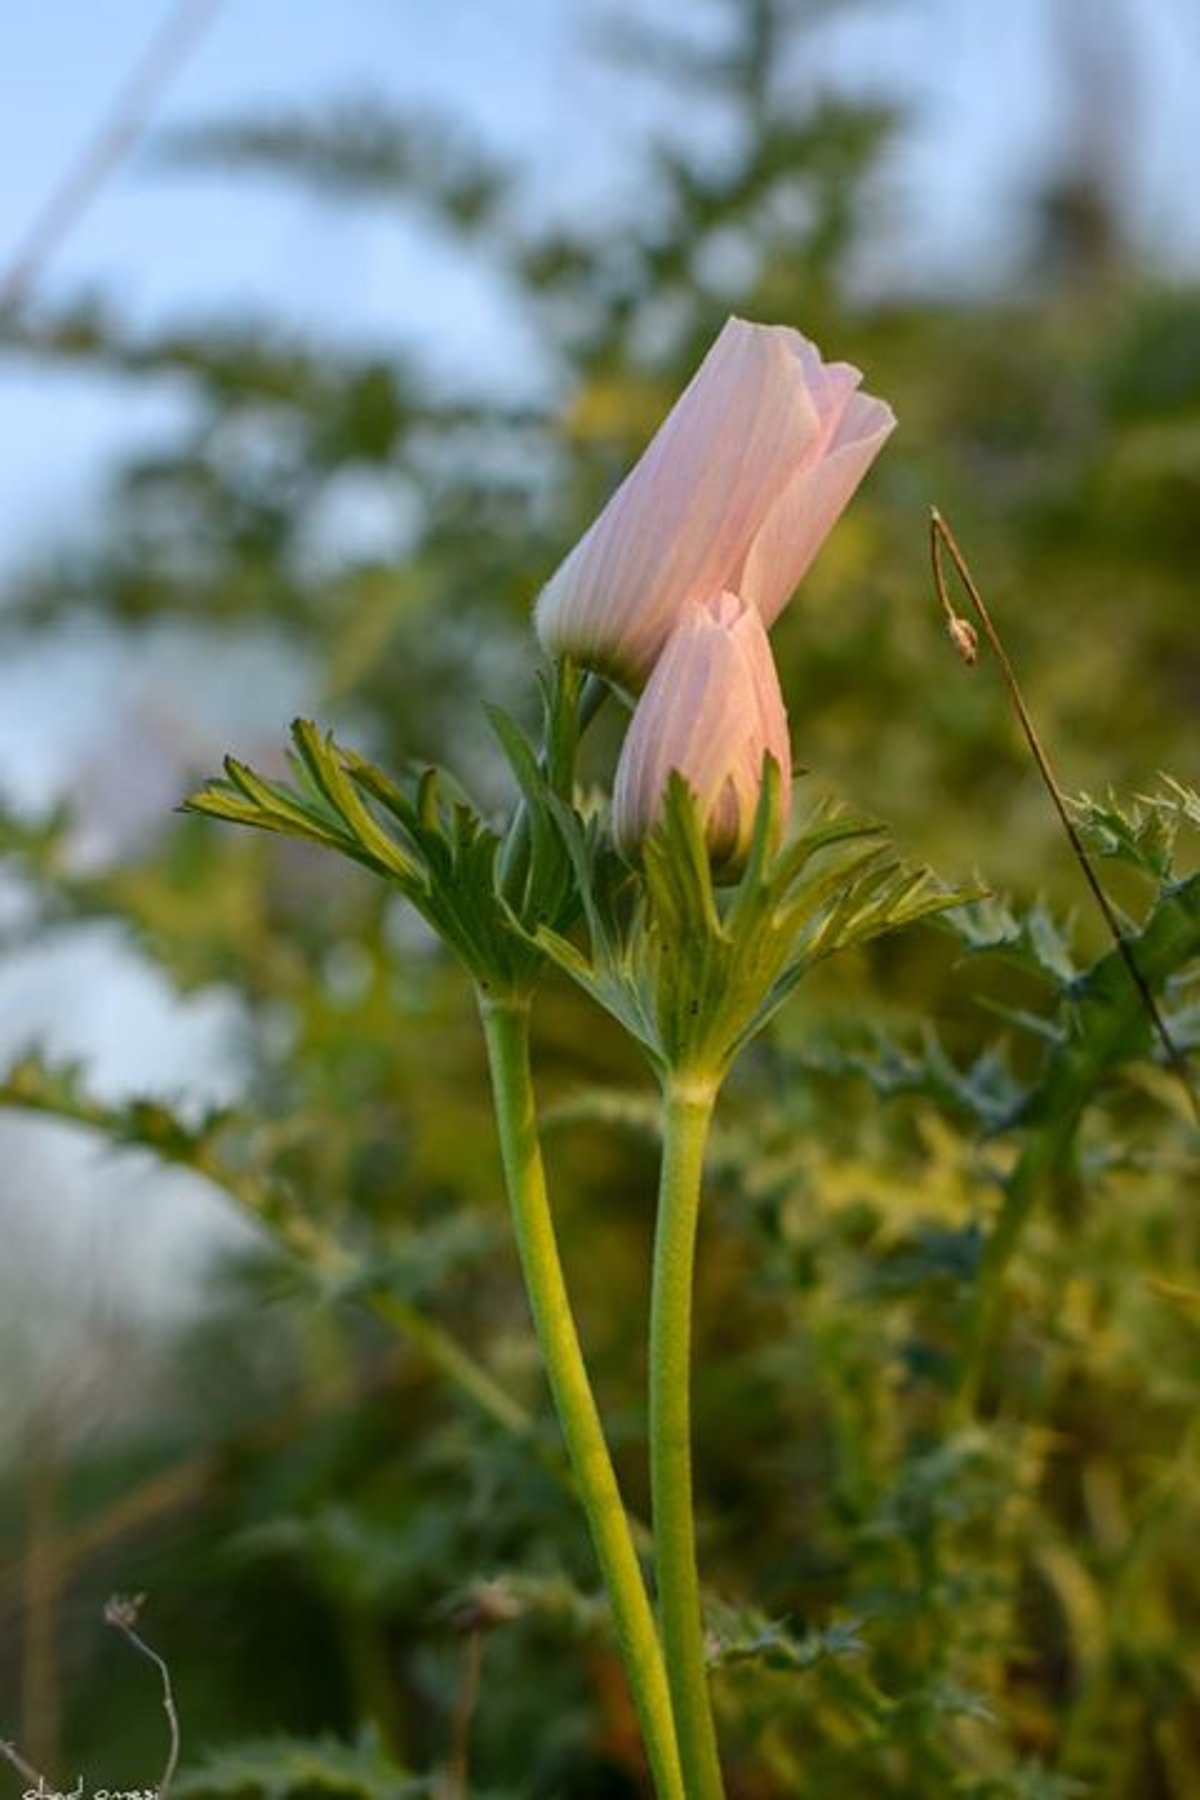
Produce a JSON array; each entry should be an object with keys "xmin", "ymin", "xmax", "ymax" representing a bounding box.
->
[
  {"xmin": 478, "ymin": 994, "xmax": 684, "ymax": 1800},
  {"xmin": 369, "ymin": 1291, "xmax": 533, "ymax": 1440},
  {"xmin": 955, "ymin": 1109, "xmax": 1080, "ymax": 1421},
  {"xmin": 651, "ymin": 1074, "xmax": 726, "ymax": 1800}
]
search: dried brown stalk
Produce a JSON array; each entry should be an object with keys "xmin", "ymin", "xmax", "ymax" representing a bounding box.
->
[{"xmin": 929, "ymin": 506, "xmax": 1197, "ymax": 1123}]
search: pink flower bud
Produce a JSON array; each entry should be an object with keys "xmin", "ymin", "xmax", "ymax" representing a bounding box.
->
[
  {"xmin": 612, "ymin": 591, "xmax": 791, "ymax": 873},
  {"xmin": 536, "ymin": 318, "xmax": 894, "ymax": 687}
]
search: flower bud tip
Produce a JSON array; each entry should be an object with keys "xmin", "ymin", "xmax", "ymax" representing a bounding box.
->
[{"xmin": 947, "ymin": 615, "xmax": 979, "ymax": 665}]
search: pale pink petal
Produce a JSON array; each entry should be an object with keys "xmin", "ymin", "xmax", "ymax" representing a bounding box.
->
[
  {"xmin": 613, "ymin": 592, "xmax": 790, "ymax": 872},
  {"xmin": 789, "ymin": 340, "xmax": 863, "ymax": 432},
  {"xmin": 536, "ymin": 319, "xmax": 827, "ymax": 687},
  {"xmin": 734, "ymin": 391, "xmax": 896, "ymax": 628}
]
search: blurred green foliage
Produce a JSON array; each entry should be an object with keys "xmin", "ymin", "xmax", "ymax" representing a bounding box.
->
[{"xmin": 1, "ymin": 1, "xmax": 1198, "ymax": 1795}]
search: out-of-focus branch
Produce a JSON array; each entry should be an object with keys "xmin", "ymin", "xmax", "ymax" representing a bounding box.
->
[
  {"xmin": 0, "ymin": 1735, "xmax": 46, "ymax": 1790},
  {"xmin": 20, "ymin": 1454, "xmax": 62, "ymax": 1779},
  {"xmin": 0, "ymin": 0, "xmax": 224, "ymax": 312}
]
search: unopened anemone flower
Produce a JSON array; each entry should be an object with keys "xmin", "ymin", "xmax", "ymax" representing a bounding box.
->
[
  {"xmin": 535, "ymin": 316, "xmax": 895, "ymax": 690},
  {"xmin": 612, "ymin": 590, "xmax": 791, "ymax": 875}
]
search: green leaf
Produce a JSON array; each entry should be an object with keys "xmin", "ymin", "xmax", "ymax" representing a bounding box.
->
[
  {"xmin": 188, "ymin": 762, "xmax": 345, "ymax": 852},
  {"xmin": 289, "ymin": 720, "xmax": 423, "ymax": 883},
  {"xmin": 707, "ymin": 1603, "xmax": 865, "ymax": 1674},
  {"xmin": 172, "ymin": 1727, "xmax": 424, "ymax": 1799},
  {"xmin": 821, "ymin": 1030, "xmax": 1026, "ymax": 1132},
  {"xmin": 185, "ymin": 721, "xmax": 550, "ymax": 995},
  {"xmin": 1071, "ymin": 782, "xmax": 1200, "ymax": 880},
  {"xmin": 1028, "ymin": 869, "xmax": 1200, "ymax": 1122}
]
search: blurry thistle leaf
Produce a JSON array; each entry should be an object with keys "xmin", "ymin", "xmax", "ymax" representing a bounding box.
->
[
  {"xmin": 865, "ymin": 1220, "xmax": 986, "ymax": 1298},
  {"xmin": 1027, "ymin": 871, "xmax": 1200, "ymax": 1121},
  {"xmin": 0, "ymin": 1049, "xmax": 455, "ymax": 1302},
  {"xmin": 1071, "ymin": 782, "xmax": 1200, "ymax": 880},
  {"xmin": 1023, "ymin": 906, "xmax": 1079, "ymax": 985},
  {"xmin": 706, "ymin": 1603, "xmax": 864, "ymax": 1674},
  {"xmin": 949, "ymin": 895, "xmax": 1080, "ymax": 985},
  {"xmin": 830, "ymin": 867, "xmax": 1200, "ymax": 1147},
  {"xmin": 817, "ymin": 1029, "xmax": 1027, "ymax": 1132},
  {"xmin": 0, "ymin": 1049, "xmax": 337, "ymax": 1270},
  {"xmin": 0, "ymin": 1050, "xmax": 239, "ymax": 1166},
  {"xmin": 903, "ymin": 1679, "xmax": 995, "ymax": 1727},
  {"xmin": 171, "ymin": 1726, "xmax": 424, "ymax": 1799},
  {"xmin": 334, "ymin": 1211, "xmax": 502, "ymax": 1310},
  {"xmin": 867, "ymin": 1430, "xmax": 1010, "ymax": 1538}
]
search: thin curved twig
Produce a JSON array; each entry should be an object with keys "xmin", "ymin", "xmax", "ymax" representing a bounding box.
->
[
  {"xmin": 929, "ymin": 506, "xmax": 1197, "ymax": 1123},
  {"xmin": 0, "ymin": 0, "xmax": 225, "ymax": 312},
  {"xmin": 105, "ymin": 1595, "xmax": 181, "ymax": 1796}
]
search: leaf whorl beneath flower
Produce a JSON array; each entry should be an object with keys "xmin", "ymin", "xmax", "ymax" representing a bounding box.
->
[{"xmin": 536, "ymin": 761, "xmax": 974, "ymax": 1080}]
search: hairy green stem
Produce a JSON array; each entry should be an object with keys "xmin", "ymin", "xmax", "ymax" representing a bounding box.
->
[
  {"xmin": 478, "ymin": 994, "xmax": 684, "ymax": 1800},
  {"xmin": 651, "ymin": 1074, "xmax": 727, "ymax": 1800}
]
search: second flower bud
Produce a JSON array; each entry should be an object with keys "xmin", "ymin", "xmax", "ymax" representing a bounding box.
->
[{"xmin": 612, "ymin": 590, "xmax": 791, "ymax": 877}]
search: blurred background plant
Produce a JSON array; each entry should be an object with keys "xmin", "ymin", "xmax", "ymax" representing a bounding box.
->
[{"xmin": 0, "ymin": 1, "xmax": 1197, "ymax": 1795}]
